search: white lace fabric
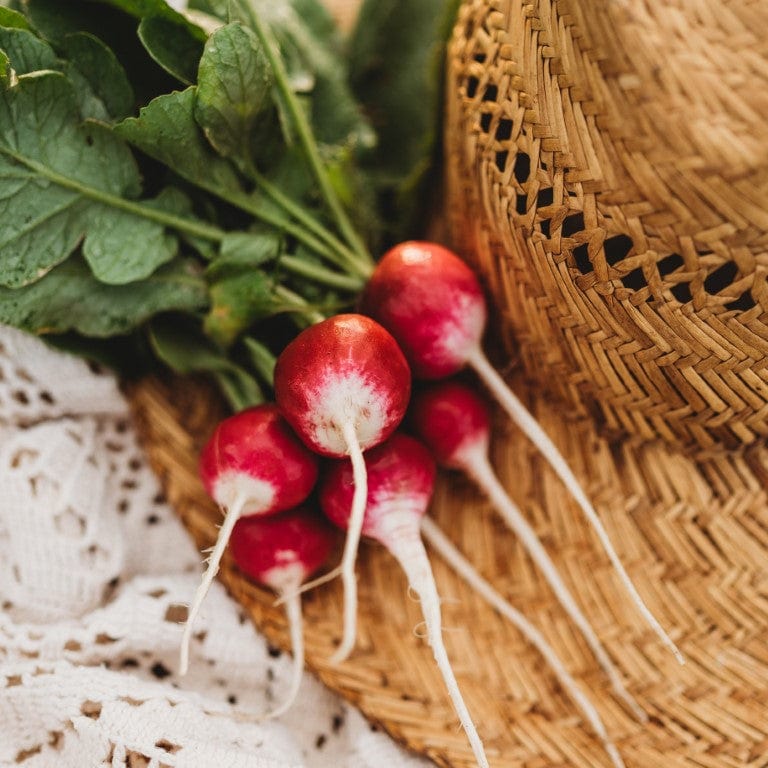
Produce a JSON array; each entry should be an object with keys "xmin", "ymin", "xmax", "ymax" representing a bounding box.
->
[{"xmin": 0, "ymin": 325, "xmax": 428, "ymax": 768}]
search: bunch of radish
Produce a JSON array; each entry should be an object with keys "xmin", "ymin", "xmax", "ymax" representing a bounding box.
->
[{"xmin": 181, "ymin": 241, "xmax": 682, "ymax": 767}]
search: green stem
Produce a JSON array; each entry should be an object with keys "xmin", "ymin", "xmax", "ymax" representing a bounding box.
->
[
  {"xmin": 240, "ymin": 0, "xmax": 373, "ymax": 270},
  {"xmin": 273, "ymin": 285, "xmax": 325, "ymax": 324},
  {"xmin": 279, "ymin": 254, "xmax": 364, "ymax": 291},
  {"xmin": 19, "ymin": 137, "xmax": 351, "ymax": 270},
  {"xmin": 252, "ymin": 170, "xmax": 370, "ymax": 278},
  {"xmin": 9, "ymin": 151, "xmax": 360, "ymax": 292},
  {"xmin": 242, "ymin": 336, "xmax": 276, "ymax": 387},
  {"xmin": 12, "ymin": 153, "xmax": 226, "ymax": 243}
]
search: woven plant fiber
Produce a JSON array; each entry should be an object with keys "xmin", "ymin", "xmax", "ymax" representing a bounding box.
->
[
  {"xmin": 445, "ymin": 0, "xmax": 768, "ymax": 454},
  {"xmin": 128, "ymin": 370, "xmax": 768, "ymax": 768},
  {"xmin": 126, "ymin": 1, "xmax": 768, "ymax": 765}
]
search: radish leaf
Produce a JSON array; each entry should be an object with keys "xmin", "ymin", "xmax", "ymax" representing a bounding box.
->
[
  {"xmin": 0, "ymin": 71, "xmax": 183, "ymax": 287},
  {"xmin": 195, "ymin": 22, "xmax": 273, "ymax": 167},
  {"xmin": 138, "ymin": 14, "xmax": 205, "ymax": 85},
  {"xmin": 83, "ymin": 205, "xmax": 177, "ymax": 284},
  {"xmin": 61, "ymin": 32, "xmax": 134, "ymax": 119},
  {"xmin": 116, "ymin": 87, "xmax": 245, "ymax": 199},
  {"xmin": 0, "ymin": 26, "xmax": 59, "ymax": 73},
  {"xmin": 0, "ymin": 8, "xmax": 31, "ymax": 31},
  {"xmin": 0, "ymin": 256, "xmax": 208, "ymax": 336},
  {"xmin": 149, "ymin": 315, "xmax": 264, "ymax": 409},
  {"xmin": 0, "ymin": 51, "xmax": 9, "ymax": 86}
]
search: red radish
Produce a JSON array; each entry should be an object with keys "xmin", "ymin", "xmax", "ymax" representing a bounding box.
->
[
  {"xmin": 229, "ymin": 507, "xmax": 337, "ymax": 719},
  {"xmin": 180, "ymin": 404, "xmax": 319, "ymax": 675},
  {"xmin": 274, "ymin": 313, "xmax": 411, "ymax": 662},
  {"xmin": 320, "ymin": 432, "xmax": 489, "ymax": 768},
  {"xmin": 420, "ymin": 517, "xmax": 626, "ymax": 768},
  {"xmin": 364, "ymin": 241, "xmax": 683, "ymax": 665},
  {"xmin": 410, "ymin": 379, "xmax": 645, "ymax": 721}
]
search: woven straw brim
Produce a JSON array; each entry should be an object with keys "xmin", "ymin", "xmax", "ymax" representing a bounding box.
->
[{"xmin": 127, "ymin": 371, "xmax": 768, "ymax": 768}]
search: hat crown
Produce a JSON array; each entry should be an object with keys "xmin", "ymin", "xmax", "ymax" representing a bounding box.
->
[{"xmin": 446, "ymin": 0, "xmax": 768, "ymax": 452}]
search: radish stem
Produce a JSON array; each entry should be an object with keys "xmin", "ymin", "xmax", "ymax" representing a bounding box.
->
[
  {"xmin": 465, "ymin": 446, "xmax": 646, "ymax": 722},
  {"xmin": 240, "ymin": 0, "xmax": 373, "ymax": 274},
  {"xmin": 421, "ymin": 517, "xmax": 627, "ymax": 768},
  {"xmin": 466, "ymin": 345, "xmax": 684, "ymax": 666},
  {"xmin": 389, "ymin": 531, "xmax": 489, "ymax": 768},
  {"xmin": 330, "ymin": 420, "xmax": 368, "ymax": 664},
  {"xmin": 180, "ymin": 491, "xmax": 248, "ymax": 676}
]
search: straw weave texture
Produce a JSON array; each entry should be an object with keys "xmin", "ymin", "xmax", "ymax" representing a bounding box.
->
[
  {"xmin": 445, "ymin": 0, "xmax": 768, "ymax": 453},
  {"xmin": 128, "ymin": 372, "xmax": 768, "ymax": 767},
  {"xmin": 126, "ymin": 1, "xmax": 768, "ymax": 764}
]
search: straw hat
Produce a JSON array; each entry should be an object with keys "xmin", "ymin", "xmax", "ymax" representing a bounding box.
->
[
  {"xmin": 446, "ymin": 0, "xmax": 768, "ymax": 455},
  {"xmin": 130, "ymin": 1, "xmax": 768, "ymax": 765}
]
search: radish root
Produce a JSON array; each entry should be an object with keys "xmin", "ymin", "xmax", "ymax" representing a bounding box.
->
[
  {"xmin": 390, "ymin": 532, "xmax": 490, "ymax": 768},
  {"xmin": 180, "ymin": 491, "xmax": 247, "ymax": 676},
  {"xmin": 467, "ymin": 345, "xmax": 684, "ymax": 666},
  {"xmin": 265, "ymin": 589, "xmax": 305, "ymax": 719},
  {"xmin": 330, "ymin": 419, "xmax": 368, "ymax": 664},
  {"xmin": 466, "ymin": 449, "xmax": 646, "ymax": 722},
  {"xmin": 422, "ymin": 517, "xmax": 627, "ymax": 768}
]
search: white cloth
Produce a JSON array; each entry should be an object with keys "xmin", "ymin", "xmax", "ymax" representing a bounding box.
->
[{"xmin": 0, "ymin": 325, "xmax": 428, "ymax": 768}]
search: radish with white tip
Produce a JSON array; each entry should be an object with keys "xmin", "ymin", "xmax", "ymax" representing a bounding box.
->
[
  {"xmin": 229, "ymin": 506, "xmax": 338, "ymax": 719},
  {"xmin": 181, "ymin": 404, "xmax": 319, "ymax": 675},
  {"xmin": 274, "ymin": 313, "xmax": 411, "ymax": 663},
  {"xmin": 363, "ymin": 241, "xmax": 682, "ymax": 665},
  {"xmin": 411, "ymin": 379, "xmax": 645, "ymax": 722},
  {"xmin": 320, "ymin": 432, "xmax": 489, "ymax": 768}
]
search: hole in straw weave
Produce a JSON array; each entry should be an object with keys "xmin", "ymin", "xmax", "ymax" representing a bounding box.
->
[
  {"xmin": 657, "ymin": 252, "xmax": 684, "ymax": 277},
  {"xmin": 539, "ymin": 219, "xmax": 551, "ymax": 237},
  {"xmin": 516, "ymin": 194, "xmax": 528, "ymax": 215},
  {"xmin": 561, "ymin": 212, "xmax": 585, "ymax": 238},
  {"xmin": 604, "ymin": 234, "xmax": 634, "ymax": 266},
  {"xmin": 670, "ymin": 281, "xmax": 693, "ymax": 303},
  {"xmin": 480, "ymin": 112, "xmax": 491, "ymax": 132},
  {"xmin": 513, "ymin": 153, "xmax": 531, "ymax": 184},
  {"xmin": 725, "ymin": 290, "xmax": 756, "ymax": 311},
  {"xmin": 466, "ymin": 76, "xmax": 479, "ymax": 98},
  {"xmin": 621, "ymin": 268, "xmax": 646, "ymax": 291},
  {"xmin": 495, "ymin": 119, "xmax": 512, "ymax": 141},
  {"xmin": 482, "ymin": 84, "xmax": 498, "ymax": 101},
  {"xmin": 704, "ymin": 261, "xmax": 738, "ymax": 294},
  {"xmin": 495, "ymin": 151, "xmax": 508, "ymax": 171},
  {"xmin": 537, "ymin": 187, "xmax": 554, "ymax": 207},
  {"xmin": 573, "ymin": 243, "xmax": 592, "ymax": 274}
]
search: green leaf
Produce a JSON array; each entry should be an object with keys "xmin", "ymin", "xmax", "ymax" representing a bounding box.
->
[
  {"xmin": 137, "ymin": 14, "xmax": 205, "ymax": 85},
  {"xmin": 194, "ymin": 22, "xmax": 273, "ymax": 166},
  {"xmin": 146, "ymin": 185, "xmax": 216, "ymax": 259},
  {"xmin": 0, "ymin": 26, "xmax": 59, "ymax": 74},
  {"xmin": 116, "ymin": 86, "xmax": 244, "ymax": 197},
  {"xmin": 0, "ymin": 71, "xmax": 154, "ymax": 287},
  {"xmin": 204, "ymin": 267, "xmax": 280, "ymax": 348},
  {"xmin": 149, "ymin": 315, "xmax": 264, "ymax": 409},
  {"xmin": 254, "ymin": 0, "xmax": 373, "ymax": 149},
  {"xmin": 148, "ymin": 314, "xmax": 230, "ymax": 374},
  {"xmin": 0, "ymin": 49, "xmax": 9, "ymax": 87},
  {"xmin": 208, "ymin": 230, "xmax": 281, "ymax": 277},
  {"xmin": 348, "ymin": 0, "xmax": 459, "ymax": 237},
  {"xmin": 92, "ymin": 0, "xmax": 208, "ymax": 36},
  {"xmin": 82, "ymin": 201, "xmax": 177, "ymax": 284},
  {"xmin": 0, "ymin": 7, "xmax": 32, "ymax": 30},
  {"xmin": 62, "ymin": 32, "xmax": 135, "ymax": 119},
  {"xmin": 0, "ymin": 255, "xmax": 208, "ymax": 336}
]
